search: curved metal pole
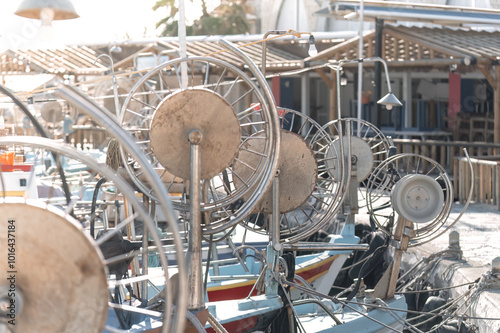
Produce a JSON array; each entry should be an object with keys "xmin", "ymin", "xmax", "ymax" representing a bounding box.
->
[
  {"xmin": 55, "ymin": 85, "xmax": 187, "ymax": 333},
  {"xmin": 0, "ymin": 136, "xmax": 176, "ymax": 332},
  {"xmin": 95, "ymin": 54, "xmax": 121, "ymax": 119},
  {"xmin": 0, "ymin": 85, "xmax": 47, "ymax": 137},
  {"xmin": 357, "ymin": 0, "xmax": 365, "ymax": 138},
  {"xmin": 261, "ymin": 30, "xmax": 288, "ymax": 78},
  {"xmin": 415, "ymin": 148, "xmax": 474, "ymax": 247},
  {"xmin": 0, "ymin": 84, "xmax": 72, "ymax": 206}
]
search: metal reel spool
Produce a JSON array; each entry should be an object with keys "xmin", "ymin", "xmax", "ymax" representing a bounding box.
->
[
  {"xmin": 93, "ymin": 76, "xmax": 140, "ymax": 118},
  {"xmin": 391, "ymin": 174, "xmax": 445, "ymax": 224},
  {"xmin": 365, "ymin": 153, "xmax": 453, "ymax": 246},
  {"xmin": 40, "ymin": 101, "xmax": 64, "ymax": 123},
  {"xmin": 236, "ymin": 108, "xmax": 345, "ymax": 243},
  {"xmin": 119, "ymin": 57, "xmax": 278, "ymax": 235},
  {"xmin": 321, "ymin": 118, "xmax": 392, "ymax": 208},
  {"xmin": 0, "ymin": 199, "xmax": 108, "ymax": 333},
  {"xmin": 0, "ymin": 137, "xmax": 185, "ymax": 333}
]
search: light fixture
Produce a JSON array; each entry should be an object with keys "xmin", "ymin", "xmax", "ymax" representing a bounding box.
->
[
  {"xmin": 14, "ymin": 0, "xmax": 79, "ymax": 20},
  {"xmin": 15, "ymin": 0, "xmax": 79, "ymax": 42},
  {"xmin": 38, "ymin": 8, "xmax": 55, "ymax": 41},
  {"xmin": 329, "ymin": 57, "xmax": 402, "ymax": 125},
  {"xmin": 308, "ymin": 35, "xmax": 318, "ymax": 57},
  {"xmin": 376, "ymin": 57, "xmax": 402, "ymax": 110},
  {"xmin": 261, "ymin": 30, "xmax": 288, "ymax": 78},
  {"xmin": 262, "ymin": 29, "xmax": 317, "ymax": 78},
  {"xmin": 340, "ymin": 71, "xmax": 348, "ymax": 86},
  {"xmin": 377, "ymin": 93, "xmax": 402, "ymax": 110},
  {"xmin": 109, "ymin": 45, "xmax": 123, "ymax": 53}
]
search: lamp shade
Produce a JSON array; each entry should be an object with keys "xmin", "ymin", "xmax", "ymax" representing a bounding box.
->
[
  {"xmin": 15, "ymin": 0, "xmax": 79, "ymax": 20},
  {"xmin": 377, "ymin": 92, "xmax": 402, "ymax": 107}
]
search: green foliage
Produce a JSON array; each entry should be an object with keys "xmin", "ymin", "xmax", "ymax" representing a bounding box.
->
[{"xmin": 154, "ymin": 0, "xmax": 251, "ymax": 36}]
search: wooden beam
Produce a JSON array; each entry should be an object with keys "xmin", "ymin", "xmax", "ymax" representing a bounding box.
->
[
  {"xmin": 113, "ymin": 45, "xmax": 156, "ymax": 70},
  {"xmin": 304, "ymin": 30, "xmax": 376, "ymax": 62},
  {"xmin": 368, "ymin": 39, "xmax": 374, "ymax": 58},
  {"xmin": 479, "ymin": 65, "xmax": 495, "ymax": 87},
  {"xmin": 315, "ymin": 68, "xmax": 333, "ymax": 89}
]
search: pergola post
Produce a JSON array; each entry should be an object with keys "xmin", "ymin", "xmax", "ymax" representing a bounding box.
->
[
  {"xmin": 479, "ymin": 64, "xmax": 500, "ymax": 152},
  {"xmin": 314, "ymin": 68, "xmax": 335, "ymax": 121},
  {"xmin": 495, "ymin": 65, "xmax": 500, "ymax": 146}
]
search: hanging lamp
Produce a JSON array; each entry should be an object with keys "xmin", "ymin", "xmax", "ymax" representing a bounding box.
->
[{"xmin": 14, "ymin": 0, "xmax": 79, "ymax": 20}]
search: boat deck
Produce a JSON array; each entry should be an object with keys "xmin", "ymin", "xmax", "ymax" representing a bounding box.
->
[{"xmin": 358, "ymin": 201, "xmax": 500, "ymax": 332}]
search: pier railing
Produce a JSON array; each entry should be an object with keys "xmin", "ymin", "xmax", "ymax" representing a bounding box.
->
[
  {"xmin": 391, "ymin": 139, "xmax": 500, "ymax": 209},
  {"xmin": 64, "ymin": 129, "xmax": 500, "ymax": 209},
  {"xmin": 454, "ymin": 156, "xmax": 500, "ymax": 209}
]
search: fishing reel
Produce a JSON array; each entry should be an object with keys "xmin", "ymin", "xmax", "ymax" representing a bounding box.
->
[
  {"xmin": 118, "ymin": 55, "xmax": 279, "ymax": 235},
  {"xmin": 365, "ymin": 153, "xmax": 461, "ymax": 246},
  {"xmin": 239, "ymin": 108, "xmax": 345, "ymax": 243}
]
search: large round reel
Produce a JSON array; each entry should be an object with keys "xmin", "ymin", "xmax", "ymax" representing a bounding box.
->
[
  {"xmin": 119, "ymin": 57, "xmax": 279, "ymax": 235},
  {"xmin": 0, "ymin": 199, "xmax": 108, "ymax": 333},
  {"xmin": 0, "ymin": 136, "xmax": 186, "ymax": 333},
  {"xmin": 239, "ymin": 108, "xmax": 346, "ymax": 243},
  {"xmin": 321, "ymin": 118, "xmax": 393, "ymax": 208},
  {"xmin": 365, "ymin": 153, "xmax": 454, "ymax": 246}
]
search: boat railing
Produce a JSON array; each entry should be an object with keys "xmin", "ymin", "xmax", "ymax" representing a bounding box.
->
[
  {"xmin": 390, "ymin": 138, "xmax": 500, "ymax": 174},
  {"xmin": 282, "ymin": 242, "xmax": 369, "ymax": 252},
  {"xmin": 209, "ymin": 274, "xmax": 260, "ymax": 281}
]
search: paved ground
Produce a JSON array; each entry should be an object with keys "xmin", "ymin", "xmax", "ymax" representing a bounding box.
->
[{"xmin": 418, "ymin": 201, "xmax": 500, "ymax": 267}]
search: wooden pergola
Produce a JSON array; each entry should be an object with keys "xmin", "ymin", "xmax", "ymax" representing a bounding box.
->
[
  {"xmin": 306, "ymin": 24, "xmax": 500, "ymax": 143},
  {"xmin": 0, "ymin": 46, "xmax": 109, "ymax": 76}
]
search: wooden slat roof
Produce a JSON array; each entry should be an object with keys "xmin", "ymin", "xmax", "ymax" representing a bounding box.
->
[
  {"xmin": 0, "ymin": 38, "xmax": 312, "ymax": 76},
  {"xmin": 151, "ymin": 40, "xmax": 304, "ymax": 71},
  {"xmin": 306, "ymin": 25, "xmax": 500, "ymax": 68},
  {"xmin": 3, "ymin": 26, "xmax": 500, "ymax": 76},
  {"xmin": 0, "ymin": 46, "xmax": 109, "ymax": 75}
]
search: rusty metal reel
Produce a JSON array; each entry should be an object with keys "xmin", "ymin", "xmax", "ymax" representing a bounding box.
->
[
  {"xmin": 119, "ymin": 56, "xmax": 280, "ymax": 235},
  {"xmin": 150, "ymin": 89, "xmax": 241, "ymax": 180},
  {"xmin": 234, "ymin": 130, "xmax": 317, "ymax": 214},
  {"xmin": 0, "ymin": 199, "xmax": 108, "ymax": 333},
  {"xmin": 235, "ymin": 108, "xmax": 344, "ymax": 242}
]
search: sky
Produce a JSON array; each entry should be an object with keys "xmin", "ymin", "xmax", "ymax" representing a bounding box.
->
[{"xmin": 0, "ymin": 0, "xmax": 220, "ymax": 51}]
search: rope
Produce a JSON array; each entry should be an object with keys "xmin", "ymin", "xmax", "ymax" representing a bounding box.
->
[
  {"xmin": 398, "ymin": 281, "xmax": 475, "ymax": 294},
  {"xmin": 376, "ymin": 299, "xmax": 425, "ymax": 333},
  {"xmin": 185, "ymin": 309, "xmax": 207, "ymax": 333},
  {"xmin": 90, "ymin": 177, "xmax": 107, "ymax": 238},
  {"xmin": 207, "ymin": 311, "xmax": 228, "ymax": 333},
  {"xmin": 283, "ymin": 275, "xmax": 500, "ymax": 323},
  {"xmin": 106, "ymin": 138, "xmax": 122, "ymax": 171}
]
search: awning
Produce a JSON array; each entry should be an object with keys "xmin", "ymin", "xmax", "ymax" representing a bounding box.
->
[{"xmin": 318, "ymin": 0, "xmax": 500, "ymax": 26}]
